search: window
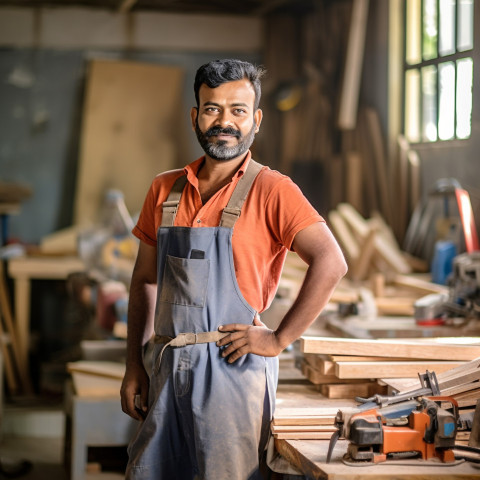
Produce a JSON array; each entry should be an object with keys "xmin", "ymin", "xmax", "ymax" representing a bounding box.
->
[{"xmin": 403, "ymin": 0, "xmax": 474, "ymax": 143}]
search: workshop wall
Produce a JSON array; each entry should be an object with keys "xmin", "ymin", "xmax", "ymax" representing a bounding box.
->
[
  {"xmin": 361, "ymin": 1, "xmax": 480, "ymax": 240},
  {"xmin": 0, "ymin": 7, "xmax": 262, "ymax": 244}
]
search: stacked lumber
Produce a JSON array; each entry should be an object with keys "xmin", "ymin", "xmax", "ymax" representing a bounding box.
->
[
  {"xmin": 386, "ymin": 356, "xmax": 480, "ymax": 409},
  {"xmin": 300, "ymin": 336, "xmax": 480, "ymax": 401},
  {"xmin": 271, "ymin": 407, "xmax": 338, "ymax": 440},
  {"xmin": 328, "ymin": 202, "xmax": 426, "ymax": 282},
  {"xmin": 301, "ymin": 353, "xmax": 387, "ymax": 399}
]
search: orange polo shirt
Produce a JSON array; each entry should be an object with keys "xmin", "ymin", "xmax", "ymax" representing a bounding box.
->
[{"xmin": 133, "ymin": 152, "xmax": 324, "ymax": 313}]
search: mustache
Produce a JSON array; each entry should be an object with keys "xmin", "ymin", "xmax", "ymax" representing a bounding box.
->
[{"xmin": 205, "ymin": 125, "xmax": 241, "ymax": 138}]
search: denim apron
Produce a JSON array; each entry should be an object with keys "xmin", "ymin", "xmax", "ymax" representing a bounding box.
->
[{"xmin": 126, "ymin": 160, "xmax": 279, "ymax": 480}]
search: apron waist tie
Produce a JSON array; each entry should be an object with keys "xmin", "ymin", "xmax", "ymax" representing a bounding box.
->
[{"xmin": 153, "ymin": 331, "xmax": 229, "ymax": 374}]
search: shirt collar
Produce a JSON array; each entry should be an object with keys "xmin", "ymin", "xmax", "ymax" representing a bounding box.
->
[{"xmin": 184, "ymin": 151, "xmax": 252, "ymax": 185}]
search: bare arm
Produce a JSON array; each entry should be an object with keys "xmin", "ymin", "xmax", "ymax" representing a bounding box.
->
[
  {"xmin": 120, "ymin": 241, "xmax": 157, "ymax": 420},
  {"xmin": 217, "ymin": 222, "xmax": 347, "ymax": 362}
]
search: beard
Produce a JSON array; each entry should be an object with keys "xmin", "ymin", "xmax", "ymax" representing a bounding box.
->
[{"xmin": 195, "ymin": 119, "xmax": 257, "ymax": 161}]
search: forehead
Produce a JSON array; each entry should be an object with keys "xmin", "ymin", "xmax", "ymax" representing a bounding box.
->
[{"xmin": 198, "ymin": 79, "xmax": 256, "ymax": 107}]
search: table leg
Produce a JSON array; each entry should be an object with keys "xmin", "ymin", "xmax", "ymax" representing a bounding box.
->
[{"xmin": 14, "ymin": 277, "xmax": 33, "ymax": 394}]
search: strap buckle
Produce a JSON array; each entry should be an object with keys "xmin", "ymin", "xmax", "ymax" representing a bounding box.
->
[{"xmin": 172, "ymin": 332, "xmax": 197, "ymax": 347}]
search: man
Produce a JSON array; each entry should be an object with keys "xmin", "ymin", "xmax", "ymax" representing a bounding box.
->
[{"xmin": 121, "ymin": 59, "xmax": 347, "ymax": 480}]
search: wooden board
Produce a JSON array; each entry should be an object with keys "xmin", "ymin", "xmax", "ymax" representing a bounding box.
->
[
  {"xmin": 273, "ymin": 431, "xmax": 334, "ymax": 440},
  {"xmin": 273, "ymin": 416, "xmax": 335, "ymax": 427},
  {"xmin": 320, "ymin": 382, "xmax": 384, "ymax": 399},
  {"xmin": 334, "ymin": 360, "xmax": 464, "ymax": 379},
  {"xmin": 275, "ymin": 438, "xmax": 480, "ymax": 479},
  {"xmin": 301, "ymin": 336, "xmax": 480, "ymax": 361},
  {"xmin": 74, "ymin": 59, "xmax": 184, "ymax": 226}
]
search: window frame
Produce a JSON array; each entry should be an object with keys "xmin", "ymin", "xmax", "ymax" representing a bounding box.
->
[{"xmin": 402, "ymin": 0, "xmax": 474, "ymax": 144}]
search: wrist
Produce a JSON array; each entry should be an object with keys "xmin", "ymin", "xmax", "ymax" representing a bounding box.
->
[{"xmin": 273, "ymin": 330, "xmax": 291, "ymax": 353}]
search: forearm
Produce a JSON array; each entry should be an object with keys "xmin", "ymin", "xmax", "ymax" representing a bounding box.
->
[
  {"xmin": 126, "ymin": 281, "xmax": 157, "ymax": 366},
  {"xmin": 274, "ymin": 253, "xmax": 346, "ymax": 349}
]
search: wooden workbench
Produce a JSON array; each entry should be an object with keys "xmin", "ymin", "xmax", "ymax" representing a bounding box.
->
[
  {"xmin": 275, "ymin": 437, "xmax": 480, "ymax": 479},
  {"xmin": 274, "ymin": 355, "xmax": 480, "ymax": 479},
  {"xmin": 8, "ymin": 255, "xmax": 86, "ymax": 393}
]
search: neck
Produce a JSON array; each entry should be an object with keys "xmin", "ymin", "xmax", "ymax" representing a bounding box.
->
[
  {"xmin": 196, "ymin": 154, "xmax": 247, "ymax": 204},
  {"xmin": 199, "ymin": 154, "xmax": 246, "ymax": 182}
]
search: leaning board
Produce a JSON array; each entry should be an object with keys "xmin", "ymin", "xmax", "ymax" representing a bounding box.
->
[{"xmin": 74, "ymin": 59, "xmax": 184, "ymax": 226}]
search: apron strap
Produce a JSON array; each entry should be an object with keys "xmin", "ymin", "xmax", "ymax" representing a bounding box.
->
[
  {"xmin": 219, "ymin": 159, "xmax": 264, "ymax": 228},
  {"xmin": 161, "ymin": 159, "xmax": 264, "ymax": 228},
  {"xmin": 161, "ymin": 174, "xmax": 188, "ymax": 227}
]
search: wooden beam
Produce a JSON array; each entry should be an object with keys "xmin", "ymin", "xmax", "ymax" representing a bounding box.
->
[
  {"xmin": 337, "ymin": 203, "xmax": 411, "ymax": 274},
  {"xmin": 301, "ymin": 337, "xmax": 480, "ymax": 361},
  {"xmin": 335, "ymin": 360, "xmax": 464, "ymax": 379},
  {"xmin": 338, "ymin": 0, "xmax": 369, "ymax": 129},
  {"xmin": 393, "ymin": 274, "xmax": 449, "ymax": 295}
]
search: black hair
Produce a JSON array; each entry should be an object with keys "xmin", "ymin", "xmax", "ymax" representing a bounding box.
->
[{"xmin": 194, "ymin": 59, "xmax": 266, "ymax": 110}]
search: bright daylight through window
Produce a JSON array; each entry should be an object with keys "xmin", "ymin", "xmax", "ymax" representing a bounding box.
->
[{"xmin": 404, "ymin": 0, "xmax": 473, "ymax": 143}]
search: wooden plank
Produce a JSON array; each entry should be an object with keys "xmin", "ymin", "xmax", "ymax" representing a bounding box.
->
[
  {"xmin": 74, "ymin": 59, "xmax": 184, "ymax": 226},
  {"xmin": 337, "ymin": 203, "xmax": 411, "ymax": 274},
  {"xmin": 469, "ymin": 399, "xmax": 480, "ymax": 447},
  {"xmin": 320, "ymin": 382, "xmax": 382, "ymax": 399},
  {"xmin": 391, "ymin": 357, "xmax": 480, "ymax": 393},
  {"xmin": 351, "ymin": 225, "xmax": 377, "ymax": 281},
  {"xmin": 335, "ymin": 360, "xmax": 464, "ymax": 379},
  {"xmin": 329, "ymin": 355, "xmax": 414, "ymax": 362},
  {"xmin": 0, "ymin": 261, "xmax": 23, "ymax": 393},
  {"xmin": 393, "ymin": 274, "xmax": 449, "ymax": 295},
  {"xmin": 301, "ymin": 336, "xmax": 480, "ymax": 361},
  {"xmin": 304, "ymin": 353, "xmax": 330, "ymax": 373},
  {"xmin": 345, "ymin": 151, "xmax": 363, "ymax": 213},
  {"xmin": 327, "ymin": 209, "xmax": 359, "ymax": 263},
  {"xmin": 364, "ymin": 107, "xmax": 394, "ymax": 227},
  {"xmin": 272, "ymin": 425, "xmax": 335, "ymax": 434},
  {"xmin": 273, "ymin": 431, "xmax": 334, "ymax": 440},
  {"xmin": 337, "ymin": 0, "xmax": 369, "ymax": 130},
  {"xmin": 8, "ymin": 256, "xmax": 86, "ymax": 279},
  {"xmin": 273, "ymin": 416, "xmax": 335, "ymax": 427},
  {"xmin": 374, "ymin": 297, "xmax": 415, "ymax": 316}
]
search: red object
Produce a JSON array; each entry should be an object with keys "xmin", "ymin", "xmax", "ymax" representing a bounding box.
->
[{"xmin": 455, "ymin": 188, "xmax": 480, "ymax": 252}]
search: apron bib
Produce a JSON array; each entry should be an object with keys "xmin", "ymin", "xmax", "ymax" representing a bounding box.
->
[{"xmin": 126, "ymin": 160, "xmax": 279, "ymax": 480}]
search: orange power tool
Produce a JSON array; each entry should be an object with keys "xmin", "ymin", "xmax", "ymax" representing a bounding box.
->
[{"xmin": 327, "ymin": 396, "xmax": 458, "ymax": 464}]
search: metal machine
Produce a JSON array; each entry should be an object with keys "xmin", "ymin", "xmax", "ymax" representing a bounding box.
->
[{"xmin": 327, "ymin": 396, "xmax": 458, "ymax": 464}]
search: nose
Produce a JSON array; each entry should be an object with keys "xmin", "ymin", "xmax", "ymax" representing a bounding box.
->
[{"xmin": 215, "ymin": 110, "xmax": 234, "ymax": 128}]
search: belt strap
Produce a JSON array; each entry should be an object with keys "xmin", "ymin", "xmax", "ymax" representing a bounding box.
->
[
  {"xmin": 154, "ymin": 331, "xmax": 228, "ymax": 347},
  {"xmin": 153, "ymin": 331, "xmax": 229, "ymax": 373}
]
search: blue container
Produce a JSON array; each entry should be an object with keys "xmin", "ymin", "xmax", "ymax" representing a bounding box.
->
[{"xmin": 431, "ymin": 240, "xmax": 457, "ymax": 285}]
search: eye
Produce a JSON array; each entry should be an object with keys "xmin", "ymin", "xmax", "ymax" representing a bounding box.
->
[
  {"xmin": 233, "ymin": 108, "xmax": 247, "ymax": 115},
  {"xmin": 204, "ymin": 107, "xmax": 219, "ymax": 113}
]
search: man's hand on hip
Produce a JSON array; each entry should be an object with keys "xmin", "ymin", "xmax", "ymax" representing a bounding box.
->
[{"xmin": 216, "ymin": 316, "xmax": 284, "ymax": 363}]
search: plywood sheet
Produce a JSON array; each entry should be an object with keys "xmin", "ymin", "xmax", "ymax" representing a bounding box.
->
[{"xmin": 74, "ymin": 59, "xmax": 184, "ymax": 226}]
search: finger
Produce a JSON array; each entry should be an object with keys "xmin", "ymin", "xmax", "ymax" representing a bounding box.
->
[
  {"xmin": 216, "ymin": 330, "xmax": 247, "ymax": 347},
  {"xmin": 122, "ymin": 392, "xmax": 143, "ymax": 421},
  {"xmin": 219, "ymin": 323, "xmax": 249, "ymax": 332},
  {"xmin": 221, "ymin": 338, "xmax": 248, "ymax": 358},
  {"xmin": 227, "ymin": 345, "xmax": 251, "ymax": 363}
]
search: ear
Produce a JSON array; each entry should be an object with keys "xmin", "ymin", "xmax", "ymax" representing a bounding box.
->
[
  {"xmin": 190, "ymin": 107, "xmax": 198, "ymax": 131},
  {"xmin": 254, "ymin": 109, "xmax": 263, "ymax": 133}
]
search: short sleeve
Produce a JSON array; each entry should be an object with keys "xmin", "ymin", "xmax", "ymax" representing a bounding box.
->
[{"xmin": 264, "ymin": 176, "xmax": 324, "ymax": 250}]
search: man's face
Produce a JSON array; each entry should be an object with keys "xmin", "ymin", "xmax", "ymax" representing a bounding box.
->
[{"xmin": 191, "ymin": 79, "xmax": 262, "ymax": 162}]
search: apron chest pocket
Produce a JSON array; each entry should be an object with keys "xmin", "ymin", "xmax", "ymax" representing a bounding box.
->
[{"xmin": 160, "ymin": 255, "xmax": 210, "ymax": 307}]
